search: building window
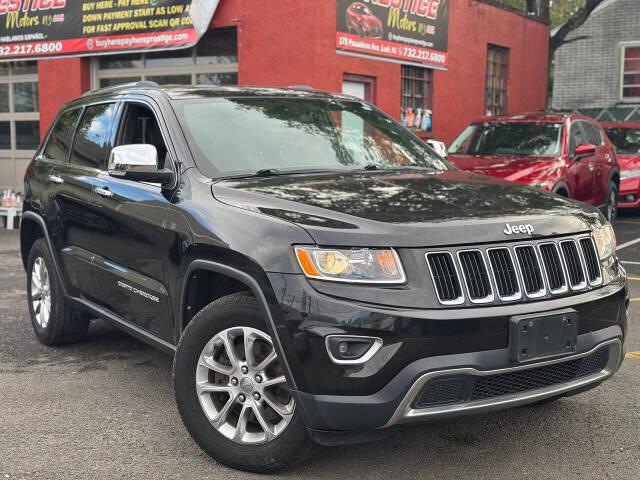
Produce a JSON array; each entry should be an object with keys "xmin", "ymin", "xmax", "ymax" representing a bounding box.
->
[
  {"xmin": 401, "ymin": 65, "xmax": 433, "ymax": 111},
  {"xmin": 0, "ymin": 61, "xmax": 39, "ymax": 191},
  {"xmin": 621, "ymin": 44, "xmax": 640, "ymax": 101},
  {"xmin": 92, "ymin": 28, "xmax": 238, "ymax": 88},
  {"xmin": 485, "ymin": 44, "xmax": 509, "ymax": 116}
]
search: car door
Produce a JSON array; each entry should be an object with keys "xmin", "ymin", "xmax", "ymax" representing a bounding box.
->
[
  {"xmin": 566, "ymin": 120, "xmax": 594, "ymax": 204},
  {"xmin": 579, "ymin": 120, "xmax": 606, "ymax": 205},
  {"xmin": 38, "ymin": 106, "xmax": 102, "ymax": 298},
  {"xmin": 88, "ymin": 99, "xmax": 175, "ymax": 342}
]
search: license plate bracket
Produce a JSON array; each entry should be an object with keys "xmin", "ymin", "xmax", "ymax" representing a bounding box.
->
[{"xmin": 509, "ymin": 309, "xmax": 578, "ymax": 364}]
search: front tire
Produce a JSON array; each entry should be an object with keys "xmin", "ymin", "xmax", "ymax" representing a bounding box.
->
[
  {"xmin": 26, "ymin": 238, "xmax": 89, "ymax": 345},
  {"xmin": 604, "ymin": 181, "xmax": 618, "ymax": 221},
  {"xmin": 173, "ymin": 292, "xmax": 315, "ymax": 473}
]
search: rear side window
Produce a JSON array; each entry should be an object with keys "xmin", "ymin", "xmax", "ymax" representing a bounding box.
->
[
  {"xmin": 70, "ymin": 103, "xmax": 118, "ymax": 169},
  {"xmin": 582, "ymin": 121, "xmax": 603, "ymax": 146},
  {"xmin": 43, "ymin": 109, "xmax": 81, "ymax": 162}
]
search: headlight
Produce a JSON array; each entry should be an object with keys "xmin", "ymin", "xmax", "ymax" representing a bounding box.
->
[
  {"xmin": 529, "ymin": 181, "xmax": 551, "ymax": 190},
  {"xmin": 592, "ymin": 224, "xmax": 616, "ymax": 260},
  {"xmin": 621, "ymin": 168, "xmax": 640, "ymax": 180},
  {"xmin": 295, "ymin": 246, "xmax": 405, "ymax": 284}
]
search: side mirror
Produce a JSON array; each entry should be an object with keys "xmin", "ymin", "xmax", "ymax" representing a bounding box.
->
[
  {"xmin": 573, "ymin": 143, "xmax": 596, "ymax": 161},
  {"xmin": 108, "ymin": 144, "xmax": 174, "ymax": 187},
  {"xmin": 426, "ymin": 139, "xmax": 448, "ymax": 159}
]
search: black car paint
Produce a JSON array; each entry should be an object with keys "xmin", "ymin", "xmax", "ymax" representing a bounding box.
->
[{"xmin": 21, "ymin": 85, "xmax": 628, "ymax": 440}]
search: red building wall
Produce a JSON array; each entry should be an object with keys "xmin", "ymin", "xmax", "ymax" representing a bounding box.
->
[
  {"xmin": 37, "ymin": 0, "xmax": 549, "ymax": 145},
  {"xmin": 434, "ymin": 1, "xmax": 549, "ymax": 142}
]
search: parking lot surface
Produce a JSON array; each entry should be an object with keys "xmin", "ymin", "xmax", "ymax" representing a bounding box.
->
[{"xmin": 1, "ymin": 219, "xmax": 639, "ymax": 480}]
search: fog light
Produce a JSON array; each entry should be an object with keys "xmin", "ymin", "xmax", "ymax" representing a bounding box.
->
[
  {"xmin": 623, "ymin": 194, "xmax": 637, "ymax": 203},
  {"xmin": 325, "ymin": 335, "xmax": 383, "ymax": 365}
]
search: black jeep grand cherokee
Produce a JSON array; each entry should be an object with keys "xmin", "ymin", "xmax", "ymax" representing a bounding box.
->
[{"xmin": 21, "ymin": 83, "xmax": 627, "ymax": 472}]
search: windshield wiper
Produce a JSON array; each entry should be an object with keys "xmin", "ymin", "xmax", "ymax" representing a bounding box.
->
[
  {"xmin": 214, "ymin": 167, "xmax": 349, "ymax": 181},
  {"xmin": 359, "ymin": 164, "xmax": 439, "ymax": 172},
  {"xmin": 254, "ymin": 168, "xmax": 282, "ymax": 177}
]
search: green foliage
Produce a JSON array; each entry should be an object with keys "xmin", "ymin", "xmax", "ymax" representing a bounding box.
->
[
  {"xmin": 498, "ymin": 0, "xmax": 527, "ymax": 10},
  {"xmin": 492, "ymin": 0, "xmax": 586, "ymax": 27},
  {"xmin": 550, "ymin": 0, "xmax": 586, "ymax": 28}
]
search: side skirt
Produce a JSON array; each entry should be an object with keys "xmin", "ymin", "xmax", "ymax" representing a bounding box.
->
[{"xmin": 67, "ymin": 295, "xmax": 177, "ymax": 356}]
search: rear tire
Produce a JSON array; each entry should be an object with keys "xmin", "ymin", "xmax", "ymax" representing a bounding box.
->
[
  {"xmin": 26, "ymin": 238, "xmax": 89, "ymax": 345},
  {"xmin": 604, "ymin": 181, "xmax": 618, "ymax": 221},
  {"xmin": 173, "ymin": 292, "xmax": 315, "ymax": 473}
]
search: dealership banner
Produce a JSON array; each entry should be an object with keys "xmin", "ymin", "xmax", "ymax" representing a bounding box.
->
[
  {"xmin": 0, "ymin": 0, "xmax": 219, "ymax": 61},
  {"xmin": 336, "ymin": 0, "xmax": 449, "ymax": 69}
]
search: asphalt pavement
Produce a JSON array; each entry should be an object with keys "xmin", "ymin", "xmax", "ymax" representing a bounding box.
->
[{"xmin": 0, "ymin": 217, "xmax": 639, "ymax": 480}]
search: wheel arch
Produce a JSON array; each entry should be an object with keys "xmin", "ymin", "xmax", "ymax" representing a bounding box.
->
[
  {"xmin": 552, "ymin": 181, "xmax": 571, "ymax": 198},
  {"xmin": 608, "ymin": 167, "xmax": 620, "ymax": 189},
  {"xmin": 20, "ymin": 211, "xmax": 67, "ymax": 296},
  {"xmin": 179, "ymin": 259, "xmax": 298, "ymax": 390},
  {"xmin": 20, "ymin": 215, "xmax": 44, "ymax": 270}
]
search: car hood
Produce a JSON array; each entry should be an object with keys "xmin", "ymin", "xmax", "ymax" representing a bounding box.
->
[
  {"xmin": 449, "ymin": 154, "xmax": 564, "ymax": 183},
  {"xmin": 211, "ymin": 169, "xmax": 603, "ymax": 247},
  {"xmin": 618, "ymin": 154, "xmax": 640, "ymax": 171}
]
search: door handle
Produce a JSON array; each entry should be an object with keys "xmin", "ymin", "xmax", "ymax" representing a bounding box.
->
[
  {"xmin": 48, "ymin": 174, "xmax": 64, "ymax": 184},
  {"xmin": 94, "ymin": 186, "xmax": 113, "ymax": 198}
]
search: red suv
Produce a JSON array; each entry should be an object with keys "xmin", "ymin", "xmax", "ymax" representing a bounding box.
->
[
  {"xmin": 448, "ymin": 113, "xmax": 620, "ymax": 221},
  {"xmin": 602, "ymin": 123, "xmax": 640, "ymax": 209},
  {"xmin": 346, "ymin": 2, "xmax": 383, "ymax": 38}
]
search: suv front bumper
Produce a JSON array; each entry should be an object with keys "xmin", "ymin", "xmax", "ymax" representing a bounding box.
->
[
  {"xmin": 293, "ymin": 328, "xmax": 622, "ymax": 433},
  {"xmin": 265, "ymin": 273, "xmax": 627, "ymax": 439}
]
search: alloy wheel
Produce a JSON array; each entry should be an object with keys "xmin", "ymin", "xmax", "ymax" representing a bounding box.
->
[
  {"xmin": 195, "ymin": 326, "xmax": 295, "ymax": 444},
  {"xmin": 31, "ymin": 257, "xmax": 51, "ymax": 329}
]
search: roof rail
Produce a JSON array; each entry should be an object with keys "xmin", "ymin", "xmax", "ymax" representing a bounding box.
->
[{"xmin": 82, "ymin": 80, "xmax": 159, "ymax": 97}]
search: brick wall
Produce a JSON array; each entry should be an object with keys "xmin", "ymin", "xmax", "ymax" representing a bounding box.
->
[{"xmin": 552, "ymin": 0, "xmax": 640, "ymax": 110}]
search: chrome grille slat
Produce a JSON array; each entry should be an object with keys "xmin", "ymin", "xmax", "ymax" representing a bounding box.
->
[
  {"xmin": 487, "ymin": 247, "xmax": 521, "ymax": 301},
  {"xmin": 560, "ymin": 240, "xmax": 587, "ymax": 290},
  {"xmin": 426, "ymin": 235, "xmax": 603, "ymax": 306},
  {"xmin": 426, "ymin": 252, "xmax": 464, "ymax": 305},
  {"xmin": 538, "ymin": 243, "xmax": 568, "ymax": 294},
  {"xmin": 457, "ymin": 250, "xmax": 493, "ymax": 303},
  {"xmin": 515, "ymin": 246, "xmax": 545, "ymax": 297},
  {"xmin": 579, "ymin": 238, "xmax": 602, "ymax": 285}
]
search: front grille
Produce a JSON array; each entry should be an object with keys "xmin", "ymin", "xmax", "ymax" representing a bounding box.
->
[
  {"xmin": 539, "ymin": 243, "xmax": 567, "ymax": 292},
  {"xmin": 426, "ymin": 234, "xmax": 602, "ymax": 306},
  {"xmin": 414, "ymin": 349, "xmax": 609, "ymax": 408},
  {"xmin": 560, "ymin": 240, "xmax": 586, "ymax": 289},
  {"xmin": 579, "ymin": 238, "xmax": 602, "ymax": 284},
  {"xmin": 515, "ymin": 246, "xmax": 545, "ymax": 296},
  {"xmin": 414, "ymin": 377, "xmax": 469, "ymax": 408},
  {"xmin": 488, "ymin": 248, "xmax": 520, "ymax": 300},
  {"xmin": 426, "ymin": 252, "xmax": 463, "ymax": 304},
  {"xmin": 576, "ymin": 348, "xmax": 608, "ymax": 377},
  {"xmin": 458, "ymin": 250, "xmax": 492, "ymax": 301}
]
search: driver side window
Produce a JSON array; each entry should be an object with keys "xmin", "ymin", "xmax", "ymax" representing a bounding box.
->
[
  {"xmin": 569, "ymin": 122, "xmax": 587, "ymax": 156},
  {"xmin": 116, "ymin": 103, "xmax": 169, "ymax": 169}
]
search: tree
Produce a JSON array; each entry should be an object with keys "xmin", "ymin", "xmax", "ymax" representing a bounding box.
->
[
  {"xmin": 547, "ymin": 0, "xmax": 605, "ymax": 57},
  {"xmin": 493, "ymin": 0, "xmax": 606, "ymax": 57}
]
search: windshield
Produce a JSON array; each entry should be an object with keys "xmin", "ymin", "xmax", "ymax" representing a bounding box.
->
[
  {"xmin": 175, "ymin": 97, "xmax": 449, "ymax": 177},
  {"xmin": 449, "ymin": 122, "xmax": 563, "ymax": 157},
  {"xmin": 605, "ymin": 127, "xmax": 640, "ymax": 155}
]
